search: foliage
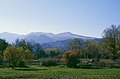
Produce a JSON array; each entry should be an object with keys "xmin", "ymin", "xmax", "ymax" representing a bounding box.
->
[
  {"xmin": 98, "ymin": 59, "xmax": 120, "ymax": 68},
  {"xmin": 0, "ymin": 39, "xmax": 8, "ymax": 52},
  {"xmin": 45, "ymin": 48, "xmax": 60, "ymax": 58},
  {"xmin": 15, "ymin": 39, "xmax": 33, "ymax": 51},
  {"xmin": 15, "ymin": 39, "xmax": 46, "ymax": 59},
  {"xmin": 0, "ymin": 39, "xmax": 8, "ymax": 65},
  {"xmin": 61, "ymin": 38, "xmax": 81, "ymax": 68},
  {"xmin": 62, "ymin": 50, "xmax": 80, "ymax": 68},
  {"xmin": 81, "ymin": 41, "xmax": 106, "ymax": 59},
  {"xmin": 103, "ymin": 25, "xmax": 120, "ymax": 59},
  {"xmin": 34, "ymin": 49, "xmax": 46, "ymax": 59},
  {"xmin": 41, "ymin": 58, "xmax": 58, "ymax": 66},
  {"xmin": 3, "ymin": 46, "xmax": 33, "ymax": 67},
  {"xmin": 68, "ymin": 38, "xmax": 81, "ymax": 50}
]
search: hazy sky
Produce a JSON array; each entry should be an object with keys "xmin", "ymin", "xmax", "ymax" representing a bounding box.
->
[{"xmin": 0, "ymin": 0, "xmax": 120, "ymax": 37}]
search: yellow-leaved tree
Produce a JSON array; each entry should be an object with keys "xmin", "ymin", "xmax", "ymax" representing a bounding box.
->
[{"xmin": 3, "ymin": 46, "xmax": 33, "ymax": 67}]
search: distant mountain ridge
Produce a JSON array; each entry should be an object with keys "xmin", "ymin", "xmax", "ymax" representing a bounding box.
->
[{"xmin": 0, "ymin": 32, "xmax": 99, "ymax": 44}]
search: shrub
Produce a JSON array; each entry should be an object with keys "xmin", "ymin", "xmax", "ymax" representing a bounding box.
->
[
  {"xmin": 41, "ymin": 58, "xmax": 58, "ymax": 67},
  {"xmin": 99, "ymin": 59, "xmax": 115, "ymax": 68}
]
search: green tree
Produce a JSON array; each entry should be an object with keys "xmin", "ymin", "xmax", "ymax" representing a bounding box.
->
[
  {"xmin": 81, "ymin": 41, "xmax": 106, "ymax": 59},
  {"xmin": 15, "ymin": 39, "xmax": 33, "ymax": 51},
  {"xmin": 34, "ymin": 49, "xmax": 46, "ymax": 59},
  {"xmin": 46, "ymin": 48, "xmax": 60, "ymax": 58},
  {"xmin": 0, "ymin": 39, "xmax": 8, "ymax": 65},
  {"xmin": 3, "ymin": 46, "xmax": 33, "ymax": 67},
  {"xmin": 103, "ymin": 25, "xmax": 120, "ymax": 59},
  {"xmin": 32, "ymin": 43, "xmax": 46, "ymax": 59},
  {"xmin": 68, "ymin": 38, "xmax": 81, "ymax": 50},
  {"xmin": 0, "ymin": 39, "xmax": 8, "ymax": 53},
  {"xmin": 15, "ymin": 39, "xmax": 46, "ymax": 59}
]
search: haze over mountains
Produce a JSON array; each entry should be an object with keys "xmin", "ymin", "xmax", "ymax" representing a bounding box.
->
[{"xmin": 0, "ymin": 32, "xmax": 97, "ymax": 44}]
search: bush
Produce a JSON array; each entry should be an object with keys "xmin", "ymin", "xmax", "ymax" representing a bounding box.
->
[
  {"xmin": 99, "ymin": 59, "xmax": 112, "ymax": 67},
  {"xmin": 18, "ymin": 61, "xmax": 26, "ymax": 67},
  {"xmin": 77, "ymin": 63, "xmax": 100, "ymax": 69},
  {"xmin": 98, "ymin": 59, "xmax": 120, "ymax": 68},
  {"xmin": 41, "ymin": 58, "xmax": 58, "ymax": 67}
]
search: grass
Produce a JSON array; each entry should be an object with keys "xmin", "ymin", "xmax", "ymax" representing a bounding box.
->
[{"xmin": 0, "ymin": 65, "xmax": 120, "ymax": 79}]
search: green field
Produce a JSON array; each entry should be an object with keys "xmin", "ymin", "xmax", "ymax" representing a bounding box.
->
[{"xmin": 0, "ymin": 65, "xmax": 120, "ymax": 79}]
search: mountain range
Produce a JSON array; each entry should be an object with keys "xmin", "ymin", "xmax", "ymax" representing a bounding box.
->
[{"xmin": 0, "ymin": 32, "xmax": 98, "ymax": 44}]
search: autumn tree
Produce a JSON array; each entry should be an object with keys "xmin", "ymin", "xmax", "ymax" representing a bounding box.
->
[
  {"xmin": 62, "ymin": 38, "xmax": 81, "ymax": 68},
  {"xmin": 62, "ymin": 50, "xmax": 79, "ymax": 68}
]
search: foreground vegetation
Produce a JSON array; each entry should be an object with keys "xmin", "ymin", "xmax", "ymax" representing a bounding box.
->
[
  {"xmin": 0, "ymin": 25, "xmax": 120, "ymax": 78},
  {"xmin": 0, "ymin": 25, "xmax": 120, "ymax": 68},
  {"xmin": 0, "ymin": 65, "xmax": 120, "ymax": 79}
]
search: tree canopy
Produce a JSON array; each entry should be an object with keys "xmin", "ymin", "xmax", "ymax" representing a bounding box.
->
[
  {"xmin": 103, "ymin": 25, "xmax": 120, "ymax": 59},
  {"xmin": 3, "ymin": 46, "xmax": 33, "ymax": 67}
]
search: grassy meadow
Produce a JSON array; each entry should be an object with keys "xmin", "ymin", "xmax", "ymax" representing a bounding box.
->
[{"xmin": 0, "ymin": 65, "xmax": 120, "ymax": 79}]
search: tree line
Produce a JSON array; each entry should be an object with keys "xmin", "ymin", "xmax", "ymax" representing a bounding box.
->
[{"xmin": 0, "ymin": 25, "xmax": 120, "ymax": 68}]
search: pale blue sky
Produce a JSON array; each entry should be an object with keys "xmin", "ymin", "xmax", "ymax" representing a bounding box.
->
[{"xmin": 0, "ymin": 0, "xmax": 120, "ymax": 37}]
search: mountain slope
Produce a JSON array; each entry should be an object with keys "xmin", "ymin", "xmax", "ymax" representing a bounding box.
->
[
  {"xmin": 0, "ymin": 32, "xmax": 98, "ymax": 44},
  {"xmin": 41, "ymin": 38, "xmax": 101, "ymax": 51},
  {"xmin": 0, "ymin": 32, "xmax": 19, "ymax": 43}
]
